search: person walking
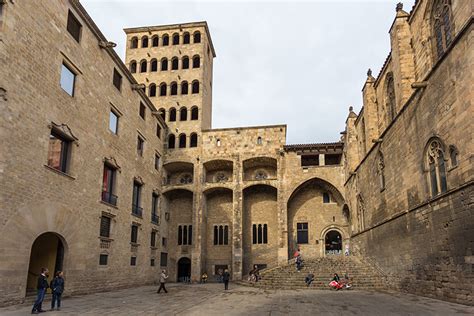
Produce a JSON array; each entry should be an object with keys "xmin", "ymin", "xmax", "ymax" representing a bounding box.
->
[
  {"xmin": 223, "ymin": 269, "xmax": 230, "ymax": 290},
  {"xmin": 157, "ymin": 270, "xmax": 168, "ymax": 293},
  {"xmin": 31, "ymin": 267, "xmax": 49, "ymax": 314},
  {"xmin": 50, "ymin": 271, "xmax": 65, "ymax": 311}
]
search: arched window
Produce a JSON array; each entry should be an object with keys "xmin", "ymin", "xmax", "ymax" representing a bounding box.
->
[
  {"xmin": 170, "ymin": 82, "xmax": 178, "ymax": 95},
  {"xmin": 216, "ymin": 138, "xmax": 221, "ymax": 147},
  {"xmin": 426, "ymin": 138, "xmax": 447, "ymax": 196},
  {"xmin": 183, "ymin": 32, "xmax": 190, "ymax": 44},
  {"xmin": 191, "ymin": 106, "xmax": 199, "ymax": 120},
  {"xmin": 168, "ymin": 134, "xmax": 175, "ymax": 149},
  {"xmin": 377, "ymin": 152, "xmax": 385, "ymax": 191},
  {"xmin": 449, "ymin": 145, "xmax": 458, "ymax": 168},
  {"xmin": 171, "ymin": 57, "xmax": 179, "ymax": 70},
  {"xmin": 162, "ymin": 34, "xmax": 169, "ymax": 46},
  {"xmin": 152, "ymin": 35, "xmax": 159, "ymax": 47},
  {"xmin": 150, "ymin": 59, "xmax": 157, "ymax": 72},
  {"xmin": 190, "ymin": 133, "xmax": 198, "ymax": 147},
  {"xmin": 159, "ymin": 83, "xmax": 167, "ymax": 96},
  {"xmin": 129, "ymin": 60, "xmax": 137, "ymax": 73},
  {"xmin": 193, "ymin": 31, "xmax": 201, "ymax": 43},
  {"xmin": 169, "ymin": 108, "xmax": 176, "ymax": 122},
  {"xmin": 141, "ymin": 36, "xmax": 148, "ymax": 48},
  {"xmin": 149, "ymin": 84, "xmax": 156, "ymax": 97},
  {"xmin": 257, "ymin": 136, "xmax": 262, "ymax": 145},
  {"xmin": 357, "ymin": 194, "xmax": 365, "ymax": 232},
  {"xmin": 140, "ymin": 60, "xmax": 147, "ymax": 73},
  {"xmin": 385, "ymin": 72, "xmax": 396, "ymax": 121},
  {"xmin": 180, "ymin": 107, "xmax": 187, "ymax": 121},
  {"xmin": 182, "ymin": 56, "xmax": 189, "ymax": 69},
  {"xmin": 192, "ymin": 81, "xmax": 199, "ymax": 94},
  {"xmin": 192, "ymin": 55, "xmax": 200, "ymax": 68},
  {"xmin": 179, "ymin": 134, "xmax": 186, "ymax": 148},
  {"xmin": 161, "ymin": 58, "xmax": 168, "ymax": 71},
  {"xmin": 172, "ymin": 33, "xmax": 179, "ymax": 45},
  {"xmin": 181, "ymin": 81, "xmax": 188, "ymax": 95},
  {"xmin": 130, "ymin": 37, "xmax": 138, "ymax": 49},
  {"xmin": 158, "ymin": 108, "xmax": 166, "ymax": 121},
  {"xmin": 432, "ymin": 0, "xmax": 453, "ymax": 59}
]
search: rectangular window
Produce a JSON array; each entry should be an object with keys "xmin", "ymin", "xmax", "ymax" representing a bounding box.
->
[
  {"xmin": 66, "ymin": 10, "xmax": 82, "ymax": 42},
  {"xmin": 325, "ymin": 154, "xmax": 342, "ymax": 165},
  {"xmin": 131, "ymin": 225, "xmax": 138, "ymax": 243},
  {"xmin": 150, "ymin": 258, "xmax": 155, "ymax": 267},
  {"xmin": 137, "ymin": 136, "xmax": 144, "ymax": 156},
  {"xmin": 102, "ymin": 164, "xmax": 117, "ymax": 205},
  {"xmin": 301, "ymin": 154, "xmax": 319, "ymax": 167},
  {"xmin": 130, "ymin": 256, "xmax": 137, "ymax": 266},
  {"xmin": 47, "ymin": 130, "xmax": 71, "ymax": 173},
  {"xmin": 178, "ymin": 225, "xmax": 192, "ymax": 245},
  {"xmin": 323, "ymin": 192, "xmax": 330, "ymax": 204},
  {"xmin": 60, "ymin": 63, "xmax": 76, "ymax": 96},
  {"xmin": 113, "ymin": 68, "xmax": 122, "ymax": 91},
  {"xmin": 213, "ymin": 225, "xmax": 229, "ymax": 245},
  {"xmin": 139, "ymin": 102, "xmax": 146, "ymax": 119},
  {"xmin": 99, "ymin": 254, "xmax": 108, "ymax": 265},
  {"xmin": 109, "ymin": 110, "xmax": 119, "ymax": 134},
  {"xmin": 99, "ymin": 216, "xmax": 111, "ymax": 238},
  {"xmin": 156, "ymin": 124, "xmax": 161, "ymax": 139},
  {"xmin": 296, "ymin": 222, "xmax": 309, "ymax": 244},
  {"xmin": 151, "ymin": 193, "xmax": 159, "ymax": 224},
  {"xmin": 151, "ymin": 231, "xmax": 156, "ymax": 247},
  {"xmin": 154, "ymin": 154, "xmax": 160, "ymax": 170},
  {"xmin": 160, "ymin": 252, "xmax": 168, "ymax": 267},
  {"xmin": 162, "ymin": 237, "xmax": 167, "ymax": 247},
  {"xmin": 132, "ymin": 181, "xmax": 142, "ymax": 216}
]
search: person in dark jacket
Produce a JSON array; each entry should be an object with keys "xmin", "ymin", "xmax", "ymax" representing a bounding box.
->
[
  {"xmin": 31, "ymin": 267, "xmax": 49, "ymax": 314},
  {"xmin": 223, "ymin": 269, "xmax": 230, "ymax": 290},
  {"xmin": 50, "ymin": 271, "xmax": 65, "ymax": 310}
]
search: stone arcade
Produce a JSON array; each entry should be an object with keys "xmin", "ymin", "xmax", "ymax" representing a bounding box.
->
[{"xmin": 0, "ymin": 0, "xmax": 472, "ymax": 307}]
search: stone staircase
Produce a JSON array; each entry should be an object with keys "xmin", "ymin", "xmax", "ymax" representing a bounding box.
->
[{"xmin": 240, "ymin": 256, "xmax": 388, "ymax": 290}]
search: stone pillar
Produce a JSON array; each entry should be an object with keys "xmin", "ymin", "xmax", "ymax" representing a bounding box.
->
[
  {"xmin": 191, "ymin": 159, "xmax": 203, "ymax": 282},
  {"xmin": 277, "ymin": 150, "xmax": 289, "ymax": 265},
  {"xmin": 232, "ymin": 155, "xmax": 243, "ymax": 280}
]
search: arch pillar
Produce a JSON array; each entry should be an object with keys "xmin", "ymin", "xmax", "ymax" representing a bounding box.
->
[{"xmin": 231, "ymin": 155, "xmax": 243, "ymax": 280}]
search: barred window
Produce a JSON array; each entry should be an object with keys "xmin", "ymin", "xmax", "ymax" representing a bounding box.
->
[{"xmin": 99, "ymin": 216, "xmax": 111, "ymax": 238}]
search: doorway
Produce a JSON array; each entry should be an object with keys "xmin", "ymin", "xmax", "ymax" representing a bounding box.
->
[
  {"xmin": 26, "ymin": 233, "xmax": 65, "ymax": 293},
  {"xmin": 177, "ymin": 257, "xmax": 191, "ymax": 282},
  {"xmin": 325, "ymin": 230, "xmax": 342, "ymax": 255}
]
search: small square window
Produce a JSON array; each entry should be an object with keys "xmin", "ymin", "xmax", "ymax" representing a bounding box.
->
[
  {"xmin": 130, "ymin": 256, "xmax": 137, "ymax": 266},
  {"xmin": 109, "ymin": 110, "xmax": 119, "ymax": 134},
  {"xmin": 99, "ymin": 254, "xmax": 108, "ymax": 265},
  {"xmin": 66, "ymin": 10, "xmax": 82, "ymax": 42},
  {"xmin": 139, "ymin": 102, "xmax": 146, "ymax": 119},
  {"xmin": 137, "ymin": 136, "xmax": 144, "ymax": 156},
  {"xmin": 113, "ymin": 68, "xmax": 122, "ymax": 91},
  {"xmin": 60, "ymin": 63, "xmax": 76, "ymax": 96},
  {"xmin": 47, "ymin": 131, "xmax": 71, "ymax": 173}
]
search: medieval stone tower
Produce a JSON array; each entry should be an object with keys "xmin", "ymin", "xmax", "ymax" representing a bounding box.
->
[{"xmin": 124, "ymin": 22, "xmax": 216, "ymax": 149}]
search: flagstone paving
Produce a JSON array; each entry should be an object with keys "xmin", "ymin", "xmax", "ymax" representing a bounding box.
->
[{"xmin": 0, "ymin": 283, "xmax": 472, "ymax": 315}]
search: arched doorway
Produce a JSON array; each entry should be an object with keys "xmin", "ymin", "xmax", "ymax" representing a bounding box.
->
[
  {"xmin": 325, "ymin": 230, "xmax": 342, "ymax": 255},
  {"xmin": 177, "ymin": 257, "xmax": 191, "ymax": 282},
  {"xmin": 26, "ymin": 232, "xmax": 65, "ymax": 294}
]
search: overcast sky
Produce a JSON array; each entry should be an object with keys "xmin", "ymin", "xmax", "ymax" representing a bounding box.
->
[{"xmin": 81, "ymin": 0, "xmax": 414, "ymax": 144}]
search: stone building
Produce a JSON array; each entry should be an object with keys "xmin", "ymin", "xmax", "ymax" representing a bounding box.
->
[{"xmin": 0, "ymin": 0, "xmax": 471, "ymax": 307}]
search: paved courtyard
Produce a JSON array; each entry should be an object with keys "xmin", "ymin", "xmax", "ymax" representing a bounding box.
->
[{"xmin": 0, "ymin": 283, "xmax": 472, "ymax": 315}]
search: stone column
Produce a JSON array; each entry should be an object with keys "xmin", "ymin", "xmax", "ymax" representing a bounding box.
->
[
  {"xmin": 231, "ymin": 155, "xmax": 243, "ymax": 280},
  {"xmin": 191, "ymin": 159, "xmax": 203, "ymax": 282},
  {"xmin": 277, "ymin": 151, "xmax": 289, "ymax": 265}
]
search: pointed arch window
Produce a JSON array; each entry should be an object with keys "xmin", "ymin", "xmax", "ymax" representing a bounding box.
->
[
  {"xmin": 426, "ymin": 138, "xmax": 447, "ymax": 196},
  {"xmin": 377, "ymin": 152, "xmax": 385, "ymax": 191},
  {"xmin": 432, "ymin": 0, "xmax": 454, "ymax": 59},
  {"xmin": 357, "ymin": 194, "xmax": 365, "ymax": 232},
  {"xmin": 449, "ymin": 145, "xmax": 458, "ymax": 168},
  {"xmin": 385, "ymin": 72, "xmax": 396, "ymax": 121}
]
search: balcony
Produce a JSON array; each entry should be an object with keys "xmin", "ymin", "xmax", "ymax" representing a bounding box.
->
[
  {"xmin": 132, "ymin": 204, "xmax": 143, "ymax": 217},
  {"xmin": 151, "ymin": 213, "xmax": 160, "ymax": 224},
  {"xmin": 101, "ymin": 191, "xmax": 118, "ymax": 206}
]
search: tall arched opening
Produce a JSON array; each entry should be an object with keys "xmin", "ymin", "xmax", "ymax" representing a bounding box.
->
[
  {"xmin": 177, "ymin": 257, "xmax": 191, "ymax": 282},
  {"xmin": 325, "ymin": 230, "xmax": 342, "ymax": 255},
  {"xmin": 26, "ymin": 232, "xmax": 66, "ymax": 294}
]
